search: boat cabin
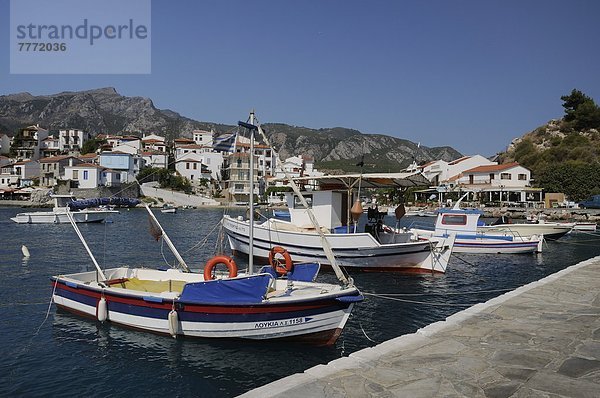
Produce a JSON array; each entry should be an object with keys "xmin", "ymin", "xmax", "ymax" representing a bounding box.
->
[
  {"xmin": 434, "ymin": 209, "xmax": 484, "ymax": 235},
  {"xmin": 51, "ymin": 194, "xmax": 77, "ymax": 209},
  {"xmin": 284, "ymin": 190, "xmax": 354, "ymax": 231}
]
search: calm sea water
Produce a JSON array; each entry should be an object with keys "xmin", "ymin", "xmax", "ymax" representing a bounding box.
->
[{"xmin": 1, "ymin": 206, "xmax": 599, "ymax": 397}]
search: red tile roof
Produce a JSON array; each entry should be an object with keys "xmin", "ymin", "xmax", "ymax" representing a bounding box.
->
[
  {"xmin": 463, "ymin": 162, "xmax": 521, "ymax": 173},
  {"xmin": 67, "ymin": 162, "xmax": 104, "ymax": 169},
  {"xmin": 39, "ymin": 155, "xmax": 74, "ymax": 163}
]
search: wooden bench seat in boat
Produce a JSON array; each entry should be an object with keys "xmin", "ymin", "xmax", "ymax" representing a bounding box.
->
[{"xmin": 107, "ymin": 277, "xmax": 187, "ymax": 293}]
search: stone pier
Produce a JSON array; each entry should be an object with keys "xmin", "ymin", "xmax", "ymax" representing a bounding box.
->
[{"xmin": 241, "ymin": 256, "xmax": 600, "ymax": 397}]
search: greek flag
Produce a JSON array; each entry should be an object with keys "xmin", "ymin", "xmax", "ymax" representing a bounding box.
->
[{"xmin": 213, "ymin": 131, "xmax": 237, "ymax": 152}]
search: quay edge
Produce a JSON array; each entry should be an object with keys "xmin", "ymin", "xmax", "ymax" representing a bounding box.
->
[{"xmin": 240, "ymin": 255, "xmax": 600, "ymax": 398}]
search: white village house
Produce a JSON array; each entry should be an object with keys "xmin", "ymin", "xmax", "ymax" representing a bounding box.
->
[
  {"xmin": 457, "ymin": 162, "xmax": 543, "ymax": 206},
  {"xmin": 64, "ymin": 163, "xmax": 120, "ymax": 189},
  {"xmin": 99, "ymin": 151, "xmax": 136, "ymax": 183}
]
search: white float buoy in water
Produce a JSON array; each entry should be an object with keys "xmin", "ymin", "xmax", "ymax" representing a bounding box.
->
[
  {"xmin": 97, "ymin": 297, "xmax": 108, "ymax": 322},
  {"xmin": 21, "ymin": 245, "xmax": 30, "ymax": 258},
  {"xmin": 168, "ymin": 309, "xmax": 179, "ymax": 338}
]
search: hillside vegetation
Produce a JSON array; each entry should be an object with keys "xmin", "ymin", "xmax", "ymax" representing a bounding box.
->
[{"xmin": 500, "ymin": 89, "xmax": 600, "ymax": 201}]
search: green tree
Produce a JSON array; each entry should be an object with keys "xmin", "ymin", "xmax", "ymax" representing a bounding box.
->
[
  {"xmin": 137, "ymin": 167, "xmax": 192, "ymax": 193},
  {"xmin": 536, "ymin": 163, "xmax": 600, "ymax": 201},
  {"xmin": 81, "ymin": 138, "xmax": 107, "ymax": 155},
  {"xmin": 561, "ymin": 89, "xmax": 592, "ymax": 122},
  {"xmin": 560, "ymin": 89, "xmax": 600, "ymax": 130}
]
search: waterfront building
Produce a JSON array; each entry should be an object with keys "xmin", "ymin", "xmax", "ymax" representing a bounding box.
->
[
  {"xmin": 99, "ymin": 151, "xmax": 136, "ymax": 183},
  {"xmin": 39, "ymin": 155, "xmax": 83, "ymax": 187},
  {"xmin": 64, "ymin": 163, "xmax": 120, "ymax": 189}
]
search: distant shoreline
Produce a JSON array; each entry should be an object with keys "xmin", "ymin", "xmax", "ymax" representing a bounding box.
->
[{"xmin": 2, "ymin": 201, "xmax": 598, "ymax": 222}]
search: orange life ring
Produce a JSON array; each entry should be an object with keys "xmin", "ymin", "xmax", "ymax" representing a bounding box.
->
[
  {"xmin": 269, "ymin": 246, "xmax": 293, "ymax": 276},
  {"xmin": 204, "ymin": 255, "xmax": 238, "ymax": 280}
]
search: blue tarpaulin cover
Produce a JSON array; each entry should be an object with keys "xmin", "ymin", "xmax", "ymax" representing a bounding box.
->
[
  {"xmin": 288, "ymin": 262, "xmax": 320, "ymax": 282},
  {"xmin": 68, "ymin": 197, "xmax": 140, "ymax": 210},
  {"xmin": 179, "ymin": 274, "xmax": 272, "ymax": 304}
]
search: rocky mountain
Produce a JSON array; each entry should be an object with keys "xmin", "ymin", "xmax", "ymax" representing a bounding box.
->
[{"xmin": 0, "ymin": 87, "xmax": 462, "ymax": 172}]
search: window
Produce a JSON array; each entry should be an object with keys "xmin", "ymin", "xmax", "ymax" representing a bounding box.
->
[
  {"xmin": 441, "ymin": 214, "xmax": 466, "ymax": 225},
  {"xmin": 186, "ymin": 162, "xmax": 190, "ymax": 169},
  {"xmin": 294, "ymin": 194, "xmax": 312, "ymax": 209},
  {"xmin": 193, "ymin": 163, "xmax": 197, "ymax": 170},
  {"xmin": 500, "ymin": 173, "xmax": 511, "ymax": 180},
  {"xmin": 73, "ymin": 170, "xmax": 79, "ymax": 180},
  {"xmin": 83, "ymin": 170, "xmax": 89, "ymax": 180},
  {"xmin": 518, "ymin": 174, "xmax": 527, "ymax": 180},
  {"xmin": 489, "ymin": 173, "xmax": 494, "ymax": 180},
  {"xmin": 205, "ymin": 158, "xmax": 211, "ymax": 165}
]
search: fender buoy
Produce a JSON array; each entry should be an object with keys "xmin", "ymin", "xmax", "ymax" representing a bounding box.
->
[
  {"xmin": 168, "ymin": 309, "xmax": 179, "ymax": 338},
  {"xmin": 97, "ymin": 296, "xmax": 107, "ymax": 322},
  {"xmin": 269, "ymin": 246, "xmax": 293, "ymax": 276},
  {"xmin": 203, "ymin": 255, "xmax": 238, "ymax": 280}
]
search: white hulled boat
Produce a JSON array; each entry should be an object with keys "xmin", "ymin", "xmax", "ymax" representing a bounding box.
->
[
  {"xmin": 51, "ymin": 113, "xmax": 363, "ymax": 345},
  {"xmin": 411, "ymin": 208, "xmax": 543, "ymax": 254},
  {"xmin": 477, "ymin": 218, "xmax": 572, "ymax": 240},
  {"xmin": 222, "ymin": 117, "xmax": 455, "ymax": 274},
  {"xmin": 11, "ymin": 194, "xmax": 120, "ymax": 224}
]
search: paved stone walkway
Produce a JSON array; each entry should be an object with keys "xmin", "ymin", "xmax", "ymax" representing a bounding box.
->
[{"xmin": 241, "ymin": 256, "xmax": 600, "ymax": 398}]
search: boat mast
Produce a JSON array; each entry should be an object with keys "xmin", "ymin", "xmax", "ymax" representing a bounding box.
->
[
  {"xmin": 248, "ymin": 111, "xmax": 256, "ymax": 274},
  {"xmin": 253, "ymin": 119, "xmax": 351, "ymax": 286},
  {"xmin": 238, "ymin": 115, "xmax": 259, "ymax": 274}
]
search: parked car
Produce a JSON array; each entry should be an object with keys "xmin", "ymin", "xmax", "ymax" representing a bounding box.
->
[{"xmin": 578, "ymin": 194, "xmax": 600, "ymax": 209}]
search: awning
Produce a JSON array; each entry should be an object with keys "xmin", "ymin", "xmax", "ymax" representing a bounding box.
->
[{"xmin": 283, "ymin": 172, "xmax": 431, "ymax": 190}]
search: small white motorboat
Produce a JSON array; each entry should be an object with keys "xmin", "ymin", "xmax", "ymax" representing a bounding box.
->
[
  {"xmin": 11, "ymin": 194, "xmax": 120, "ymax": 224},
  {"xmin": 411, "ymin": 207, "xmax": 543, "ymax": 254}
]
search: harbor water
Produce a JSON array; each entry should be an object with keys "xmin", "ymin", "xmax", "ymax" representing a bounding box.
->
[{"xmin": 1, "ymin": 207, "xmax": 599, "ymax": 397}]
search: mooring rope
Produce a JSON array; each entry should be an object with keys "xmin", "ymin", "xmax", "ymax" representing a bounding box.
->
[
  {"xmin": 181, "ymin": 221, "xmax": 222, "ymax": 255},
  {"xmin": 362, "ymin": 287, "xmax": 514, "ymax": 297},
  {"xmin": 554, "ymin": 237, "xmax": 600, "ymax": 246},
  {"xmin": 358, "ymin": 321, "xmax": 378, "ymax": 343},
  {"xmin": 8, "ymin": 279, "xmax": 59, "ymax": 367},
  {"xmin": 363, "ymin": 292, "xmax": 474, "ymax": 307},
  {"xmin": 450, "ymin": 253, "xmax": 480, "ymax": 267}
]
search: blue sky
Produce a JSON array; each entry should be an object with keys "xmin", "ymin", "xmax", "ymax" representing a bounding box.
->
[{"xmin": 1, "ymin": 0, "xmax": 599, "ymax": 156}]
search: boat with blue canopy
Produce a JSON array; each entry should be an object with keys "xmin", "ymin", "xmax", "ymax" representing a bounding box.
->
[{"xmin": 50, "ymin": 113, "xmax": 363, "ymax": 345}]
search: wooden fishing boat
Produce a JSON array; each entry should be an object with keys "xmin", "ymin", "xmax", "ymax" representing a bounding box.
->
[{"xmin": 51, "ymin": 114, "xmax": 362, "ymax": 345}]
